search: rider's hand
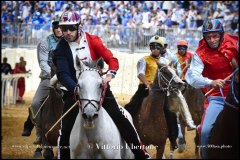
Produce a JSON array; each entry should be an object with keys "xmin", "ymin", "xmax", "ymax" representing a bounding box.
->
[
  {"xmin": 103, "ymin": 74, "xmax": 113, "ymax": 84},
  {"xmin": 145, "ymin": 83, "xmax": 151, "ymax": 91},
  {"xmin": 210, "ymin": 79, "xmax": 225, "ymax": 89}
]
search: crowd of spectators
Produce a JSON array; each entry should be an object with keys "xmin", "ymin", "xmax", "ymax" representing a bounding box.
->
[
  {"xmin": 1, "ymin": 1, "xmax": 239, "ymax": 47},
  {"xmin": 2, "ymin": 1, "xmax": 239, "ymax": 33}
]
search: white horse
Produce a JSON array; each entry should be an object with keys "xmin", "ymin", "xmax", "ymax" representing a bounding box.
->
[{"xmin": 69, "ymin": 57, "xmax": 134, "ymax": 159}]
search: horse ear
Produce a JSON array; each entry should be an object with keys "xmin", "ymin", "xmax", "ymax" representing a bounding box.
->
[
  {"xmin": 158, "ymin": 57, "xmax": 170, "ymax": 67},
  {"xmin": 231, "ymin": 58, "xmax": 238, "ymax": 69},
  {"xmin": 96, "ymin": 57, "xmax": 104, "ymax": 69},
  {"xmin": 75, "ymin": 55, "xmax": 84, "ymax": 70}
]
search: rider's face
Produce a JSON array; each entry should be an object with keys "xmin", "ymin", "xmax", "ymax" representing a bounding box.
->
[
  {"xmin": 61, "ymin": 25, "xmax": 78, "ymax": 42},
  {"xmin": 204, "ymin": 32, "xmax": 221, "ymax": 49},
  {"xmin": 53, "ymin": 26, "xmax": 62, "ymax": 37},
  {"xmin": 178, "ymin": 46, "xmax": 187, "ymax": 56},
  {"xmin": 150, "ymin": 45, "xmax": 162, "ymax": 57}
]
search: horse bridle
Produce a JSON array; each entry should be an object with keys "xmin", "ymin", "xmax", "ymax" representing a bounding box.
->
[
  {"xmin": 157, "ymin": 65, "xmax": 177, "ymax": 96},
  {"xmin": 75, "ymin": 68, "xmax": 107, "ymax": 112}
]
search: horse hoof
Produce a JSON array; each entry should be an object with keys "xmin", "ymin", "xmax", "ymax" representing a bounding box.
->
[
  {"xmin": 43, "ymin": 149, "xmax": 54, "ymax": 159},
  {"xmin": 33, "ymin": 149, "xmax": 42, "ymax": 158},
  {"xmin": 169, "ymin": 153, "xmax": 174, "ymax": 159},
  {"xmin": 177, "ymin": 144, "xmax": 186, "ymax": 153}
]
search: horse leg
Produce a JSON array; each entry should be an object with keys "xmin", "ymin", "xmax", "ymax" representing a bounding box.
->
[
  {"xmin": 42, "ymin": 138, "xmax": 54, "ymax": 159},
  {"xmin": 156, "ymin": 142, "xmax": 166, "ymax": 159},
  {"xmin": 177, "ymin": 125, "xmax": 186, "ymax": 153},
  {"xmin": 194, "ymin": 129, "xmax": 200, "ymax": 159},
  {"xmin": 33, "ymin": 144, "xmax": 42, "ymax": 158},
  {"xmin": 177, "ymin": 113, "xmax": 186, "ymax": 153},
  {"xmin": 169, "ymin": 145, "xmax": 175, "ymax": 159},
  {"xmin": 43, "ymin": 147, "xmax": 54, "ymax": 159}
]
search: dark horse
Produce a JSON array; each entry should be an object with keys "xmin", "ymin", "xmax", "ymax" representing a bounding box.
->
[
  {"xmin": 33, "ymin": 85, "xmax": 64, "ymax": 159},
  {"xmin": 177, "ymin": 84, "xmax": 205, "ymax": 158},
  {"xmin": 207, "ymin": 67, "xmax": 239, "ymax": 159},
  {"xmin": 132, "ymin": 59, "xmax": 186, "ymax": 158}
]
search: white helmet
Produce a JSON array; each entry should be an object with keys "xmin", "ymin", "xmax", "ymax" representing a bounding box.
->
[
  {"xmin": 159, "ymin": 37, "xmax": 168, "ymax": 45},
  {"xmin": 59, "ymin": 11, "xmax": 81, "ymax": 25},
  {"xmin": 149, "ymin": 35, "xmax": 164, "ymax": 47}
]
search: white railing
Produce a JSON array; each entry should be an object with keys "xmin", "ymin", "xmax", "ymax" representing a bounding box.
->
[
  {"xmin": 1, "ymin": 73, "xmax": 31, "ymax": 106},
  {"xmin": 1, "ymin": 23, "xmax": 202, "ymax": 53}
]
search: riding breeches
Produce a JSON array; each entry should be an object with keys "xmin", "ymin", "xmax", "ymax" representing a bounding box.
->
[
  {"xmin": 30, "ymin": 79, "xmax": 51, "ymax": 126},
  {"xmin": 200, "ymin": 96, "xmax": 224, "ymax": 159}
]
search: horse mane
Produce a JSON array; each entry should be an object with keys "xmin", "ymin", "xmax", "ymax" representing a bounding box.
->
[{"xmin": 151, "ymin": 69, "xmax": 160, "ymax": 90}]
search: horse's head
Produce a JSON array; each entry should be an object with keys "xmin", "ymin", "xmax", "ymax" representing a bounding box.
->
[
  {"xmin": 156, "ymin": 57, "xmax": 186, "ymax": 95},
  {"xmin": 75, "ymin": 56, "xmax": 105, "ymax": 129}
]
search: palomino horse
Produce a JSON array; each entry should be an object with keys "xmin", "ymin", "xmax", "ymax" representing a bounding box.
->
[
  {"xmin": 207, "ymin": 67, "xmax": 239, "ymax": 159},
  {"xmin": 133, "ymin": 57, "xmax": 186, "ymax": 159},
  {"xmin": 69, "ymin": 58, "xmax": 134, "ymax": 159},
  {"xmin": 177, "ymin": 85, "xmax": 205, "ymax": 158}
]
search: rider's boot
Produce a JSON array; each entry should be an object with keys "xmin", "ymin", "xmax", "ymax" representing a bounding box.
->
[
  {"xmin": 22, "ymin": 115, "xmax": 34, "ymax": 136},
  {"xmin": 177, "ymin": 91, "xmax": 196, "ymax": 131}
]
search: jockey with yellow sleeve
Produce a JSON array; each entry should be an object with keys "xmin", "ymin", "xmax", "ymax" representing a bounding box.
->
[
  {"xmin": 185, "ymin": 19, "xmax": 239, "ymax": 159},
  {"xmin": 125, "ymin": 35, "xmax": 196, "ymax": 151},
  {"xmin": 125, "ymin": 35, "xmax": 165, "ymax": 117},
  {"xmin": 175, "ymin": 40, "xmax": 193, "ymax": 80}
]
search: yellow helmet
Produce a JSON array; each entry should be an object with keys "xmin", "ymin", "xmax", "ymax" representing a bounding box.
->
[{"xmin": 149, "ymin": 35, "xmax": 164, "ymax": 47}]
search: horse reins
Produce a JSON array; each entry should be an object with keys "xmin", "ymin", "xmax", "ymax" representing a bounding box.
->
[{"xmin": 219, "ymin": 67, "xmax": 239, "ymax": 110}]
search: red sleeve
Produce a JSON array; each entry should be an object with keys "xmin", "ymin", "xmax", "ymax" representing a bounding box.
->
[{"xmin": 87, "ymin": 33, "xmax": 119, "ymax": 71}]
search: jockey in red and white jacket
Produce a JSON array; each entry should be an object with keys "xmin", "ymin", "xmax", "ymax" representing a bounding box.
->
[{"xmin": 185, "ymin": 18, "xmax": 238, "ymax": 159}]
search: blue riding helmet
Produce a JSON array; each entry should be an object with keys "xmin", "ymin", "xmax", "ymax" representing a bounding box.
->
[{"xmin": 202, "ymin": 19, "xmax": 224, "ymax": 34}]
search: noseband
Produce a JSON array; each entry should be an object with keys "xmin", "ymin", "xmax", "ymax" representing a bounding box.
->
[
  {"xmin": 157, "ymin": 65, "xmax": 177, "ymax": 96},
  {"xmin": 75, "ymin": 68, "xmax": 107, "ymax": 112}
]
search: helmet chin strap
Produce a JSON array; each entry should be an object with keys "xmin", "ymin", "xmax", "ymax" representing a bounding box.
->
[
  {"xmin": 72, "ymin": 28, "xmax": 80, "ymax": 42},
  {"xmin": 67, "ymin": 24, "xmax": 82, "ymax": 42}
]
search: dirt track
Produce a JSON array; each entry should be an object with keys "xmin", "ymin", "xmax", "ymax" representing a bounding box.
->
[{"xmin": 2, "ymin": 91, "xmax": 198, "ymax": 159}]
